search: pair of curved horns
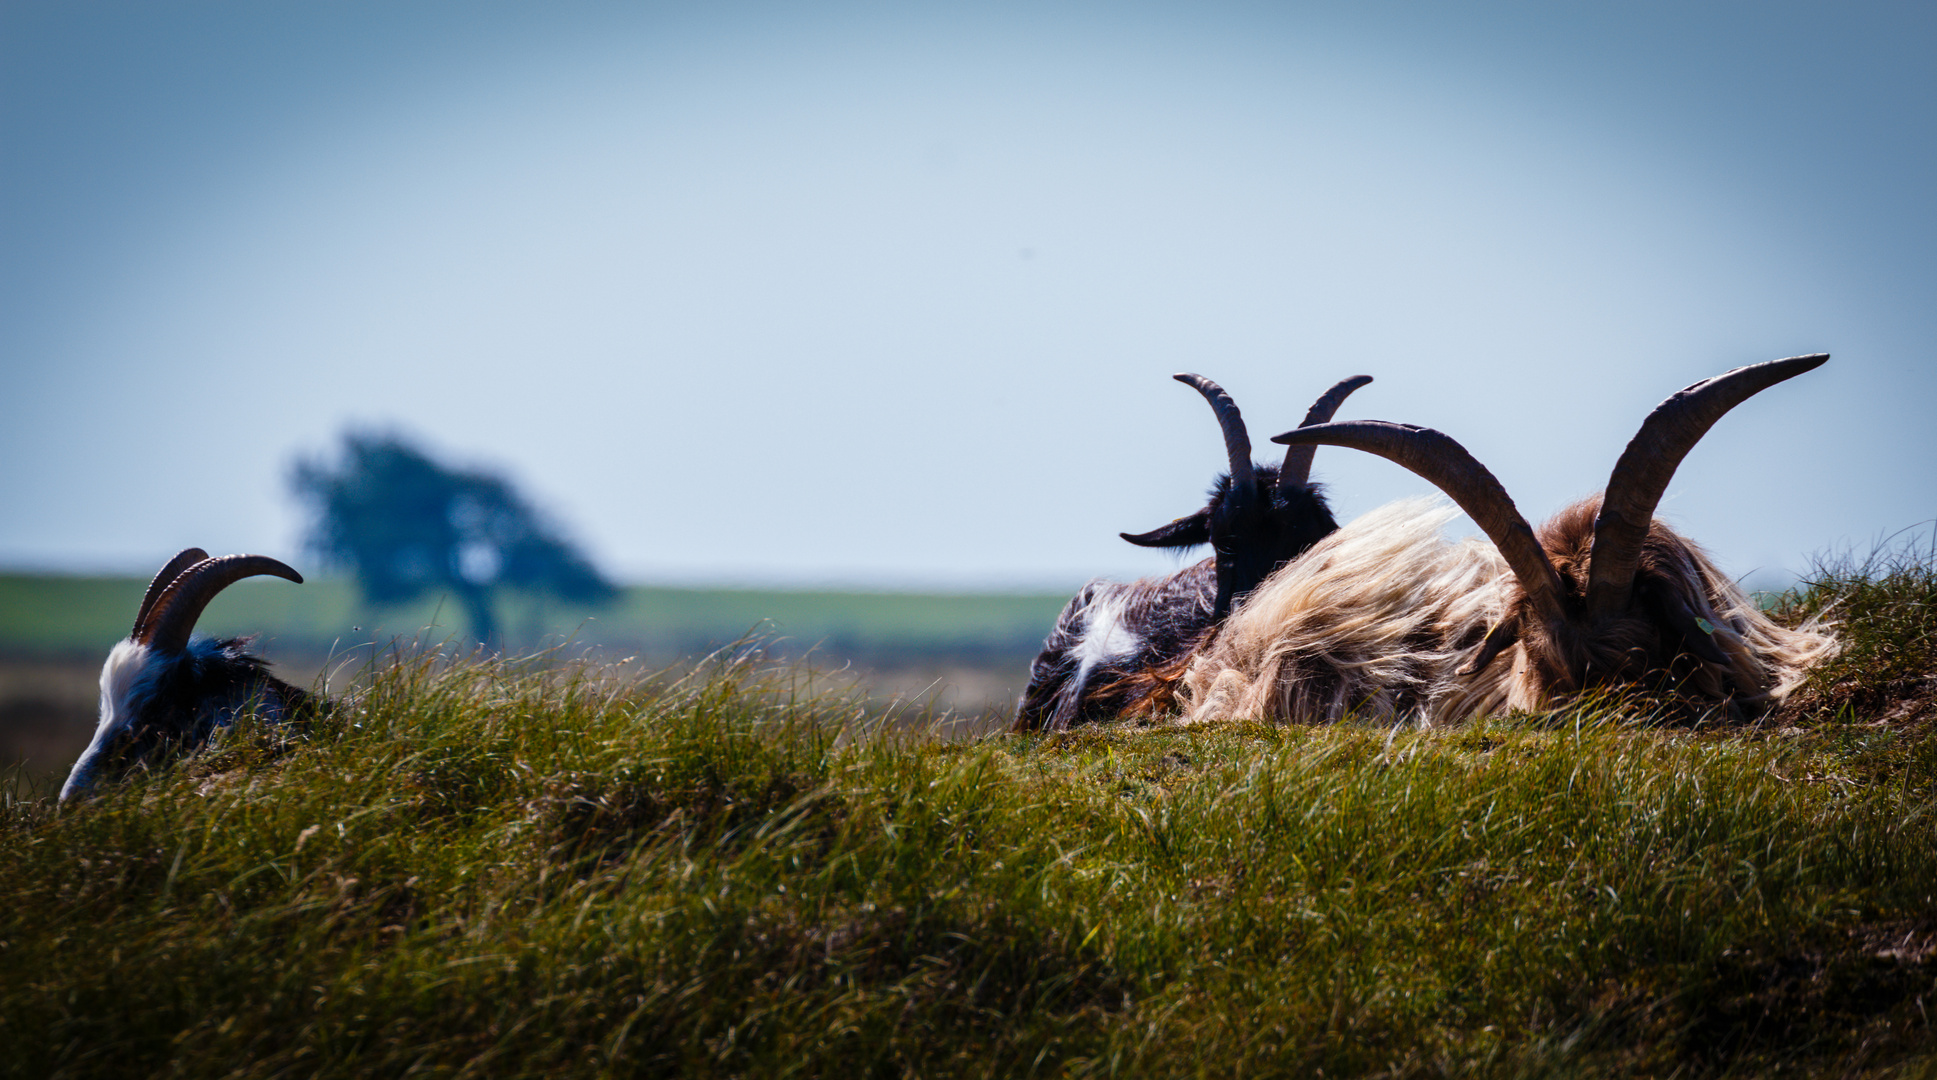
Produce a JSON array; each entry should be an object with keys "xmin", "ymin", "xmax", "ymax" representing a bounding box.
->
[
  {"xmin": 131, "ymin": 549, "xmax": 304, "ymax": 655},
  {"xmin": 1270, "ymin": 354, "xmax": 1828, "ymax": 624},
  {"xmin": 1173, "ymin": 372, "xmax": 1375, "ymax": 493}
]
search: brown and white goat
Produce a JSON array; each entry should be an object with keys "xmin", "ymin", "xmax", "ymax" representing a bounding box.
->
[
  {"xmin": 1180, "ymin": 354, "xmax": 1838, "ymax": 727},
  {"xmin": 61, "ymin": 549, "xmax": 314, "ymax": 801},
  {"xmin": 1014, "ymin": 373, "xmax": 1372, "ymax": 731}
]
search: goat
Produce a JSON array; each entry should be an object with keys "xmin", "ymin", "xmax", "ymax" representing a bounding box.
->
[
  {"xmin": 1180, "ymin": 354, "xmax": 1839, "ymax": 727},
  {"xmin": 1014, "ymin": 373, "xmax": 1372, "ymax": 731},
  {"xmin": 61, "ymin": 549, "xmax": 313, "ymax": 801}
]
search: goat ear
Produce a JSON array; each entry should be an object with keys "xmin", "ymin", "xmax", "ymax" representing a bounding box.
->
[
  {"xmin": 1636, "ymin": 579, "xmax": 1733, "ymax": 667},
  {"xmin": 1121, "ymin": 510, "xmax": 1212, "ymax": 548},
  {"xmin": 1458, "ymin": 617, "xmax": 1521, "ymax": 677}
]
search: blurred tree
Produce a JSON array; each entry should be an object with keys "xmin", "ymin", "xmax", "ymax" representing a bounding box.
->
[{"xmin": 291, "ymin": 432, "xmax": 616, "ymax": 647}]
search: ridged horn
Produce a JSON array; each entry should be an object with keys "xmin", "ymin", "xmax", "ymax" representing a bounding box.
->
[
  {"xmin": 1173, "ymin": 374, "xmax": 1255, "ymax": 492},
  {"xmin": 1278, "ymin": 375, "xmax": 1373, "ymax": 493},
  {"xmin": 138, "ymin": 554, "xmax": 304, "ymax": 656},
  {"xmin": 1272, "ymin": 420, "xmax": 1569, "ymax": 624},
  {"xmin": 130, "ymin": 547, "xmax": 210, "ymax": 640},
  {"xmin": 1584, "ymin": 353, "xmax": 1828, "ymax": 618}
]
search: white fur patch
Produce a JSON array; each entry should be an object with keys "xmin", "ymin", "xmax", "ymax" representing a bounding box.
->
[
  {"xmin": 1047, "ymin": 590, "xmax": 1143, "ymax": 727},
  {"xmin": 60, "ymin": 640, "xmax": 153, "ymax": 801},
  {"xmin": 1075, "ymin": 591, "xmax": 1139, "ymax": 669}
]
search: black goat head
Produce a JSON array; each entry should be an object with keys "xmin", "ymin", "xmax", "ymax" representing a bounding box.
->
[{"xmin": 1122, "ymin": 372, "xmax": 1372, "ymax": 619}]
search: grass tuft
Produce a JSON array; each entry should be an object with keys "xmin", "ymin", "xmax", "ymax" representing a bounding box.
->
[{"xmin": 1778, "ymin": 529, "xmax": 1937, "ymax": 731}]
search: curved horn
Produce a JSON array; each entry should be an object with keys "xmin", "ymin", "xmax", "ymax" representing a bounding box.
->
[
  {"xmin": 130, "ymin": 547, "xmax": 210, "ymax": 640},
  {"xmin": 1119, "ymin": 509, "xmax": 1211, "ymax": 549},
  {"xmin": 1278, "ymin": 375, "xmax": 1373, "ymax": 493},
  {"xmin": 1272, "ymin": 420, "xmax": 1569, "ymax": 624},
  {"xmin": 1173, "ymin": 373, "xmax": 1255, "ymax": 492},
  {"xmin": 138, "ymin": 554, "xmax": 304, "ymax": 655},
  {"xmin": 1584, "ymin": 353, "xmax": 1828, "ymax": 617}
]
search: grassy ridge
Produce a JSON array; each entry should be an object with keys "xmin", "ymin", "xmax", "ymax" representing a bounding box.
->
[{"xmin": 2, "ymin": 551, "xmax": 1934, "ymax": 1077}]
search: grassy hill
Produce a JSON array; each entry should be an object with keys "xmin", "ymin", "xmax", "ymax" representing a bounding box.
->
[{"xmin": 1, "ymin": 548, "xmax": 1932, "ymax": 1077}]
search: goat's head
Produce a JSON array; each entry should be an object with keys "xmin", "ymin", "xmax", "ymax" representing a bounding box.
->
[
  {"xmin": 1014, "ymin": 373, "xmax": 1372, "ymax": 732},
  {"xmin": 1271, "ymin": 354, "xmax": 1828, "ymax": 710},
  {"xmin": 1122, "ymin": 372, "xmax": 1372, "ymax": 619},
  {"xmin": 61, "ymin": 549, "xmax": 306, "ymax": 801}
]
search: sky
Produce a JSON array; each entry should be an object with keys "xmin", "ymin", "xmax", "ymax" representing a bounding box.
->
[{"xmin": 2, "ymin": 1, "xmax": 1932, "ymax": 592}]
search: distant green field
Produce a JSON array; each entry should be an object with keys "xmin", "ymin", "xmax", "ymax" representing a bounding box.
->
[{"xmin": 0, "ymin": 572, "xmax": 1073, "ymax": 665}]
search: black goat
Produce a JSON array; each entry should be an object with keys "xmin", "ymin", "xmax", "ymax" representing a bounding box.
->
[
  {"xmin": 1013, "ymin": 373, "xmax": 1372, "ymax": 731},
  {"xmin": 61, "ymin": 549, "xmax": 314, "ymax": 801}
]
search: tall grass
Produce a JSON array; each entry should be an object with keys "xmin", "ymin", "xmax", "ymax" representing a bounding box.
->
[
  {"xmin": 1778, "ymin": 530, "xmax": 1937, "ymax": 730},
  {"xmin": 3, "ymin": 550, "xmax": 1936, "ymax": 1078}
]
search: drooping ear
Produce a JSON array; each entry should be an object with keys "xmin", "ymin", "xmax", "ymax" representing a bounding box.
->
[
  {"xmin": 1121, "ymin": 510, "xmax": 1212, "ymax": 548},
  {"xmin": 1459, "ymin": 615, "xmax": 1522, "ymax": 677},
  {"xmin": 1636, "ymin": 578, "xmax": 1733, "ymax": 667}
]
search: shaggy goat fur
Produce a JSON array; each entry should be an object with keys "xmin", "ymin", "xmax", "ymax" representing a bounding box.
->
[
  {"xmin": 1506, "ymin": 498, "xmax": 1837, "ymax": 716},
  {"xmin": 1179, "ymin": 355, "xmax": 1844, "ymax": 729},
  {"xmin": 1180, "ymin": 498, "xmax": 1837, "ymax": 727},
  {"xmin": 1180, "ymin": 499, "xmax": 1508, "ymax": 726},
  {"xmin": 1016, "ymin": 559, "xmax": 1218, "ymax": 730}
]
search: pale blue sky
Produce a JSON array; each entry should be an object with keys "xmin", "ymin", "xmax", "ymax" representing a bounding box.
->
[{"xmin": 3, "ymin": 1, "xmax": 1931, "ymax": 590}]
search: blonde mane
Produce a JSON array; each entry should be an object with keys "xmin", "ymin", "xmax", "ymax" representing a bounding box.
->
[{"xmin": 1178, "ymin": 498, "xmax": 1837, "ymax": 728}]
